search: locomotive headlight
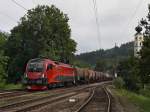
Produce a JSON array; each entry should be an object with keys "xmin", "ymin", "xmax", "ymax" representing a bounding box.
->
[
  {"xmin": 41, "ymin": 73, "xmax": 45, "ymax": 78},
  {"xmin": 24, "ymin": 73, "xmax": 27, "ymax": 78}
]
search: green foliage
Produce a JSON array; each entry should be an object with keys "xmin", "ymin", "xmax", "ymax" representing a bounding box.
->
[
  {"xmin": 0, "ymin": 82, "xmax": 23, "ymax": 89},
  {"xmin": 113, "ymin": 77, "xmax": 125, "ymax": 89},
  {"xmin": 139, "ymin": 89, "xmax": 150, "ymax": 97},
  {"xmin": 137, "ymin": 5, "xmax": 150, "ymax": 87},
  {"xmin": 117, "ymin": 57, "xmax": 140, "ymax": 91},
  {"xmin": 116, "ymin": 89, "xmax": 150, "ymax": 112},
  {"xmin": 95, "ymin": 59, "xmax": 107, "ymax": 72},
  {"xmin": 5, "ymin": 5, "xmax": 76, "ymax": 83},
  {"xmin": 139, "ymin": 37, "xmax": 150, "ymax": 85},
  {"xmin": 72, "ymin": 59, "xmax": 92, "ymax": 68},
  {"xmin": 0, "ymin": 32, "xmax": 9, "ymax": 83}
]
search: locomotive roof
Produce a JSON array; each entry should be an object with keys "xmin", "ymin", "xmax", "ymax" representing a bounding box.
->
[
  {"xmin": 29, "ymin": 58, "xmax": 45, "ymax": 62},
  {"xmin": 29, "ymin": 58, "xmax": 73, "ymax": 68}
]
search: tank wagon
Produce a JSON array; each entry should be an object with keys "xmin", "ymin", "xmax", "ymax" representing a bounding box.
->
[{"xmin": 23, "ymin": 58, "xmax": 112, "ymax": 90}]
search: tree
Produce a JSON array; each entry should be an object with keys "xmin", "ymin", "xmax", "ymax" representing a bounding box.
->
[
  {"xmin": 139, "ymin": 37, "xmax": 150, "ymax": 86},
  {"xmin": 5, "ymin": 5, "xmax": 76, "ymax": 83},
  {"xmin": 95, "ymin": 59, "xmax": 107, "ymax": 72},
  {"xmin": 117, "ymin": 57, "xmax": 140, "ymax": 91},
  {"xmin": 137, "ymin": 4, "xmax": 150, "ymax": 86},
  {"xmin": 0, "ymin": 32, "xmax": 9, "ymax": 82},
  {"xmin": 72, "ymin": 59, "xmax": 92, "ymax": 68}
]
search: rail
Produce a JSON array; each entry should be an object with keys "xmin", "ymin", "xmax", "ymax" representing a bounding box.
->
[
  {"xmin": 74, "ymin": 88, "xmax": 95, "ymax": 112},
  {"xmin": 103, "ymin": 87, "xmax": 111, "ymax": 112}
]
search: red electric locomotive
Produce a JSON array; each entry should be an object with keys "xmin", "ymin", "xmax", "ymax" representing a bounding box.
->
[
  {"xmin": 23, "ymin": 58, "xmax": 75, "ymax": 90},
  {"xmin": 23, "ymin": 58, "xmax": 112, "ymax": 90}
]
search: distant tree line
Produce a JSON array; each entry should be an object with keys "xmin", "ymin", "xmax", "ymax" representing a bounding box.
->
[
  {"xmin": 0, "ymin": 5, "xmax": 77, "ymax": 84},
  {"xmin": 76, "ymin": 41, "xmax": 134, "ymax": 74}
]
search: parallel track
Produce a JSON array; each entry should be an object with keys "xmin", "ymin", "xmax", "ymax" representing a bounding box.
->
[
  {"xmin": 0, "ymin": 85, "xmax": 97, "ymax": 112},
  {"xmin": 75, "ymin": 86, "xmax": 111, "ymax": 112},
  {"xmin": 104, "ymin": 87, "xmax": 111, "ymax": 112},
  {"xmin": 0, "ymin": 91, "xmax": 29, "ymax": 99},
  {"xmin": 14, "ymin": 92, "xmax": 78, "ymax": 112},
  {"xmin": 0, "ymin": 82, "xmax": 112, "ymax": 112}
]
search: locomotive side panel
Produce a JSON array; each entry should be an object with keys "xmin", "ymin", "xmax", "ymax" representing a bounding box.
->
[
  {"xmin": 47, "ymin": 63, "xmax": 75, "ymax": 88},
  {"xmin": 54, "ymin": 65, "xmax": 75, "ymax": 83}
]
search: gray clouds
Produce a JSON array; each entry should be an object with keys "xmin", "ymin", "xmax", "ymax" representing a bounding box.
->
[{"xmin": 0, "ymin": 0, "xmax": 149, "ymax": 53}]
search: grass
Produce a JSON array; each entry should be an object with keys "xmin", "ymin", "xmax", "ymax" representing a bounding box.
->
[
  {"xmin": 0, "ymin": 82, "xmax": 23, "ymax": 90},
  {"xmin": 116, "ymin": 89, "xmax": 150, "ymax": 112}
]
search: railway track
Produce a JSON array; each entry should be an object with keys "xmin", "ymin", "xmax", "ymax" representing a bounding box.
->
[
  {"xmin": 0, "ymin": 90, "xmax": 29, "ymax": 99},
  {"xmin": 0, "ymin": 84, "xmax": 98, "ymax": 112},
  {"xmin": 75, "ymin": 86, "xmax": 111, "ymax": 112},
  {"xmin": 0, "ymin": 82, "xmax": 109, "ymax": 100},
  {"xmin": 0, "ymin": 85, "xmax": 83, "ymax": 100},
  {"xmin": 0, "ymin": 89, "xmax": 22, "ymax": 93},
  {"xmin": 27, "ymin": 84, "xmax": 112, "ymax": 112},
  {"xmin": 0, "ymin": 82, "xmax": 112, "ymax": 112}
]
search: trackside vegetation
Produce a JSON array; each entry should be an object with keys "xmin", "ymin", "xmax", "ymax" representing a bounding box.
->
[
  {"xmin": 0, "ymin": 83, "xmax": 23, "ymax": 89},
  {"xmin": 115, "ymin": 89, "xmax": 150, "ymax": 112}
]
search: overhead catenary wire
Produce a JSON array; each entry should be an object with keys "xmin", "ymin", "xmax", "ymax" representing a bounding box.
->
[
  {"xmin": 92, "ymin": 0, "xmax": 101, "ymax": 49},
  {"xmin": 0, "ymin": 11, "xmax": 17, "ymax": 23},
  {"xmin": 130, "ymin": 0, "xmax": 144, "ymax": 22},
  {"xmin": 121, "ymin": 0, "xmax": 144, "ymax": 35},
  {"xmin": 32, "ymin": 0, "xmax": 38, "ymax": 7},
  {"xmin": 11, "ymin": 0, "xmax": 27, "ymax": 11},
  {"xmin": 32, "ymin": 0, "xmax": 35, "ymax": 5},
  {"xmin": 0, "ymin": 11, "xmax": 18, "ymax": 31},
  {"xmin": 0, "ymin": 0, "xmax": 29, "ymax": 32}
]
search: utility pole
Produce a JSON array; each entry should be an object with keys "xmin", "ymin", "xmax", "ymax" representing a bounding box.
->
[{"xmin": 114, "ymin": 43, "xmax": 118, "ymax": 78}]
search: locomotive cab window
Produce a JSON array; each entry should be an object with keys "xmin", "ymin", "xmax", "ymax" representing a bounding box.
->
[
  {"xmin": 47, "ymin": 64, "xmax": 53, "ymax": 70},
  {"xmin": 27, "ymin": 62, "xmax": 44, "ymax": 72}
]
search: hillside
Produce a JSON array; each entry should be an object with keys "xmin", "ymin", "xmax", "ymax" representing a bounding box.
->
[{"xmin": 75, "ymin": 41, "xmax": 134, "ymax": 67}]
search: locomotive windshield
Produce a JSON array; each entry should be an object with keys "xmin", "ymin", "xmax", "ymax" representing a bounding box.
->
[{"xmin": 27, "ymin": 62, "xmax": 44, "ymax": 72}]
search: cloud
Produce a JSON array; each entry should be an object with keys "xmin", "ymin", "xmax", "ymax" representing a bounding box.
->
[{"xmin": 0, "ymin": 0, "xmax": 149, "ymax": 54}]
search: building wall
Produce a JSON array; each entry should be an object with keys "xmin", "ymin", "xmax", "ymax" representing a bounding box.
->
[{"xmin": 134, "ymin": 33, "xmax": 144, "ymax": 57}]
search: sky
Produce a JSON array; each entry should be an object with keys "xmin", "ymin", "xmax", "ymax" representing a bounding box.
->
[{"xmin": 0, "ymin": 0, "xmax": 149, "ymax": 54}]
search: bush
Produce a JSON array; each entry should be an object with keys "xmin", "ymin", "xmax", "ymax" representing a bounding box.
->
[
  {"xmin": 0, "ymin": 82, "xmax": 5, "ymax": 89},
  {"xmin": 116, "ymin": 89, "xmax": 150, "ymax": 112},
  {"xmin": 113, "ymin": 77, "xmax": 125, "ymax": 89},
  {"xmin": 139, "ymin": 89, "xmax": 150, "ymax": 97},
  {"xmin": 0, "ymin": 83, "xmax": 23, "ymax": 90},
  {"xmin": 139, "ymin": 84, "xmax": 150, "ymax": 98}
]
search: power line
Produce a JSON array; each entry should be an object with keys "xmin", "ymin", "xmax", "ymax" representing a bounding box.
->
[
  {"xmin": 130, "ymin": 0, "xmax": 143, "ymax": 22},
  {"xmin": 92, "ymin": 0, "xmax": 101, "ymax": 49},
  {"xmin": 121, "ymin": 0, "xmax": 144, "ymax": 35},
  {"xmin": 0, "ymin": 11, "xmax": 17, "ymax": 23},
  {"xmin": 32, "ymin": 0, "xmax": 37, "ymax": 7},
  {"xmin": 32, "ymin": 0, "xmax": 35, "ymax": 5},
  {"xmin": 11, "ymin": 0, "xmax": 27, "ymax": 11},
  {"xmin": 93, "ymin": 0, "xmax": 101, "ymax": 47},
  {"xmin": 0, "ymin": 11, "xmax": 18, "ymax": 31}
]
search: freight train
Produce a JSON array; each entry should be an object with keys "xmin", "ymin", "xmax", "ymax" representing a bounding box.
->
[{"xmin": 23, "ymin": 58, "xmax": 112, "ymax": 90}]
